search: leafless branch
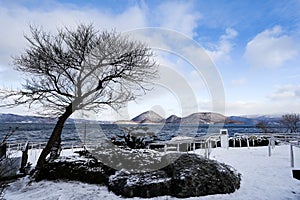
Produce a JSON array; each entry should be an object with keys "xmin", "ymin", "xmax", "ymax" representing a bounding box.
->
[
  {"xmin": 1, "ymin": 24, "xmax": 158, "ymax": 117},
  {"xmin": 280, "ymin": 113, "xmax": 300, "ymax": 133}
]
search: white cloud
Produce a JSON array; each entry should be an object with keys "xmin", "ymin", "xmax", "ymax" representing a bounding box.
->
[
  {"xmin": 0, "ymin": 4, "xmax": 149, "ymax": 88},
  {"xmin": 267, "ymin": 85, "xmax": 300, "ymax": 101},
  {"xmin": 206, "ymin": 28, "xmax": 238, "ymax": 63},
  {"xmin": 244, "ymin": 25, "xmax": 298, "ymax": 68},
  {"xmin": 156, "ymin": 2, "xmax": 201, "ymax": 37},
  {"xmin": 0, "ymin": 4, "xmax": 147, "ymax": 52},
  {"xmin": 225, "ymin": 100, "xmax": 300, "ymax": 116},
  {"xmin": 225, "ymin": 84, "xmax": 300, "ymax": 115},
  {"xmin": 124, "ymin": 27, "xmax": 224, "ymax": 116},
  {"xmin": 0, "ymin": 1, "xmax": 202, "ymax": 81}
]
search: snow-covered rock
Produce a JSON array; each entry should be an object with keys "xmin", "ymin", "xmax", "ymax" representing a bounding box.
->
[
  {"xmin": 36, "ymin": 151, "xmax": 115, "ymax": 184},
  {"xmin": 108, "ymin": 153, "xmax": 241, "ymax": 198}
]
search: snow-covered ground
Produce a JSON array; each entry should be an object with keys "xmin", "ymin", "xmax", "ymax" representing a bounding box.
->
[{"xmin": 3, "ymin": 145, "xmax": 300, "ymax": 200}]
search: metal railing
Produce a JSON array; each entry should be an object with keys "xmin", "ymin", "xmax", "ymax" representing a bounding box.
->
[
  {"xmin": 233, "ymin": 132, "xmax": 300, "ymax": 142},
  {"xmin": 6, "ymin": 141, "xmax": 84, "ymax": 156},
  {"xmin": 147, "ymin": 133, "xmax": 221, "ymax": 158},
  {"xmin": 5, "ymin": 132, "xmax": 300, "ymax": 161}
]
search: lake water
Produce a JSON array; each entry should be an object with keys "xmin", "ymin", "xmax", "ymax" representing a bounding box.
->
[{"xmin": 0, "ymin": 122, "xmax": 278, "ymax": 146}]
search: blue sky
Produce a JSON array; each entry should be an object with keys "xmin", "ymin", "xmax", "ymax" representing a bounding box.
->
[{"xmin": 0, "ymin": 0, "xmax": 300, "ymax": 120}]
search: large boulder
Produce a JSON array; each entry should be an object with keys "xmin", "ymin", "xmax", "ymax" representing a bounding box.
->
[
  {"xmin": 108, "ymin": 153, "xmax": 241, "ymax": 198},
  {"xmin": 163, "ymin": 153, "xmax": 241, "ymax": 198},
  {"xmin": 109, "ymin": 170, "xmax": 172, "ymax": 197}
]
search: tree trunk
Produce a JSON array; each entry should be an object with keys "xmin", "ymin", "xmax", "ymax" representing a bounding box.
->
[
  {"xmin": 20, "ymin": 142, "xmax": 29, "ymax": 174},
  {"xmin": 36, "ymin": 104, "xmax": 73, "ymax": 170}
]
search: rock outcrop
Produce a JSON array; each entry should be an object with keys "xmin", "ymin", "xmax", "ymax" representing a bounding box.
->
[
  {"xmin": 108, "ymin": 153, "xmax": 241, "ymax": 198},
  {"xmin": 36, "ymin": 151, "xmax": 115, "ymax": 184},
  {"xmin": 38, "ymin": 150, "xmax": 241, "ymax": 198}
]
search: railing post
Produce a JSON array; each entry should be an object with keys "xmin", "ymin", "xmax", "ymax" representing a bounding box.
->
[
  {"xmin": 193, "ymin": 142, "xmax": 196, "ymax": 153},
  {"xmin": 271, "ymin": 137, "xmax": 275, "ymax": 149},
  {"xmin": 268, "ymin": 138, "xmax": 271, "ymax": 157},
  {"xmin": 247, "ymin": 138, "xmax": 250, "ymax": 149},
  {"xmin": 207, "ymin": 139, "xmax": 211, "ymax": 159},
  {"xmin": 205, "ymin": 142, "xmax": 208, "ymax": 159},
  {"xmin": 233, "ymin": 139, "xmax": 236, "ymax": 147},
  {"xmin": 290, "ymin": 143, "xmax": 294, "ymax": 168}
]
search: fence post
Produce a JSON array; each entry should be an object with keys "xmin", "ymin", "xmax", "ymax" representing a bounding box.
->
[
  {"xmin": 205, "ymin": 144, "xmax": 208, "ymax": 159},
  {"xmin": 207, "ymin": 139, "xmax": 211, "ymax": 159},
  {"xmin": 193, "ymin": 142, "xmax": 196, "ymax": 153},
  {"xmin": 290, "ymin": 143, "xmax": 294, "ymax": 168},
  {"xmin": 268, "ymin": 138, "xmax": 271, "ymax": 157},
  {"xmin": 271, "ymin": 137, "xmax": 275, "ymax": 149},
  {"xmin": 233, "ymin": 139, "xmax": 236, "ymax": 147},
  {"xmin": 247, "ymin": 138, "xmax": 250, "ymax": 149}
]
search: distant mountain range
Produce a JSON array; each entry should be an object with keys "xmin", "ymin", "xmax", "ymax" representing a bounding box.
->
[
  {"xmin": 0, "ymin": 112, "xmax": 281, "ymax": 125},
  {"xmin": 116, "ymin": 110, "xmax": 281, "ymax": 125},
  {"xmin": 227, "ymin": 115, "xmax": 281, "ymax": 126},
  {"xmin": 0, "ymin": 113, "xmax": 73, "ymax": 123},
  {"xmin": 123, "ymin": 111, "xmax": 248, "ymax": 124}
]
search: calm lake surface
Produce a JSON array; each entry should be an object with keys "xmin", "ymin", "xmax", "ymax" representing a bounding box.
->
[{"xmin": 0, "ymin": 123, "xmax": 283, "ymax": 145}]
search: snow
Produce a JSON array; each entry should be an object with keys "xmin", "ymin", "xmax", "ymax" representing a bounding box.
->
[
  {"xmin": 3, "ymin": 145, "xmax": 300, "ymax": 200},
  {"xmin": 170, "ymin": 136, "xmax": 194, "ymax": 142}
]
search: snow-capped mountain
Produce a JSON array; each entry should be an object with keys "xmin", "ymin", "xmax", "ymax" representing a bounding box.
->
[{"xmin": 131, "ymin": 110, "xmax": 165, "ymax": 123}]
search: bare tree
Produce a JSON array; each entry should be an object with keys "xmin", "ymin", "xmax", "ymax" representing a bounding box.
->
[
  {"xmin": 256, "ymin": 121, "xmax": 274, "ymax": 133},
  {"xmin": 280, "ymin": 113, "xmax": 300, "ymax": 133},
  {"xmin": 0, "ymin": 24, "xmax": 158, "ymax": 170}
]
